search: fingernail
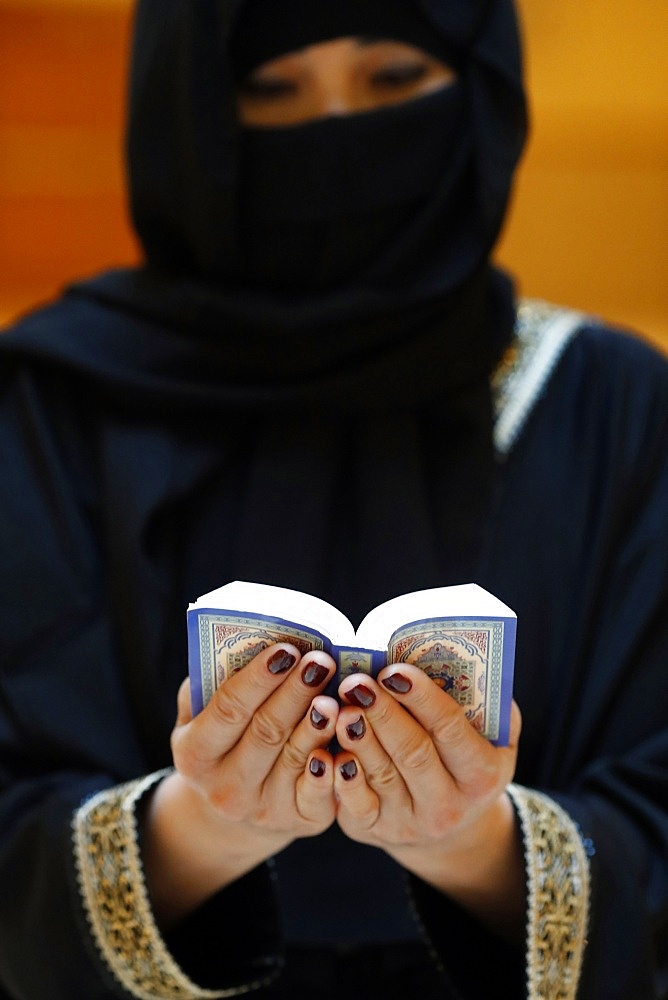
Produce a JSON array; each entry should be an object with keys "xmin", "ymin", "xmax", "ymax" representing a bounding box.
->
[
  {"xmin": 381, "ymin": 673, "xmax": 412, "ymax": 694},
  {"xmin": 345, "ymin": 684, "xmax": 376, "ymax": 708},
  {"xmin": 267, "ymin": 649, "xmax": 297, "ymax": 675},
  {"xmin": 302, "ymin": 661, "xmax": 330, "ymax": 688},
  {"xmin": 309, "ymin": 758, "xmax": 326, "ymax": 778},
  {"xmin": 340, "ymin": 760, "xmax": 358, "ymax": 781},
  {"xmin": 310, "ymin": 706, "xmax": 329, "ymax": 731},
  {"xmin": 346, "ymin": 716, "xmax": 366, "ymax": 741}
]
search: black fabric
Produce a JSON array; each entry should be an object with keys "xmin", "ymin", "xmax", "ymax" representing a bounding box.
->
[
  {"xmin": 258, "ymin": 943, "xmax": 450, "ymax": 999},
  {"xmin": 231, "ymin": 0, "xmax": 466, "ymax": 78},
  {"xmin": 238, "ymin": 85, "xmax": 472, "ymax": 292}
]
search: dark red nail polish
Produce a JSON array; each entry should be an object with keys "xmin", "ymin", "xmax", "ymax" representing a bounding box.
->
[
  {"xmin": 346, "ymin": 716, "xmax": 365, "ymax": 741},
  {"xmin": 345, "ymin": 684, "xmax": 376, "ymax": 708},
  {"xmin": 267, "ymin": 650, "xmax": 297, "ymax": 675},
  {"xmin": 302, "ymin": 661, "xmax": 330, "ymax": 687},
  {"xmin": 310, "ymin": 706, "xmax": 329, "ymax": 730},
  {"xmin": 381, "ymin": 673, "xmax": 413, "ymax": 694},
  {"xmin": 309, "ymin": 758, "xmax": 326, "ymax": 778},
  {"xmin": 340, "ymin": 760, "xmax": 358, "ymax": 781}
]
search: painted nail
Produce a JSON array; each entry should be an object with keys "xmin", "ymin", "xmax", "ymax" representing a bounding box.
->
[
  {"xmin": 310, "ymin": 706, "xmax": 329, "ymax": 731},
  {"xmin": 381, "ymin": 673, "xmax": 413, "ymax": 695},
  {"xmin": 267, "ymin": 650, "xmax": 297, "ymax": 675},
  {"xmin": 345, "ymin": 684, "xmax": 376, "ymax": 708},
  {"xmin": 309, "ymin": 758, "xmax": 326, "ymax": 778},
  {"xmin": 302, "ymin": 661, "xmax": 330, "ymax": 688},
  {"xmin": 346, "ymin": 716, "xmax": 366, "ymax": 741},
  {"xmin": 340, "ymin": 760, "xmax": 358, "ymax": 782}
]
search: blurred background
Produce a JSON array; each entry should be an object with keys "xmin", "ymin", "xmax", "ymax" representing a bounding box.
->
[{"xmin": 1, "ymin": 0, "xmax": 666, "ymax": 350}]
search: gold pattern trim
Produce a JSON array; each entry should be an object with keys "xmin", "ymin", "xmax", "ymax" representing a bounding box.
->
[
  {"xmin": 73, "ymin": 772, "xmax": 264, "ymax": 999},
  {"xmin": 507, "ymin": 784, "xmax": 590, "ymax": 1000},
  {"xmin": 492, "ymin": 300, "xmax": 586, "ymax": 456}
]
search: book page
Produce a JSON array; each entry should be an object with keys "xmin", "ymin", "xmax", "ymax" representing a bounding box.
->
[
  {"xmin": 191, "ymin": 580, "xmax": 356, "ymax": 643},
  {"xmin": 355, "ymin": 583, "xmax": 515, "ymax": 648}
]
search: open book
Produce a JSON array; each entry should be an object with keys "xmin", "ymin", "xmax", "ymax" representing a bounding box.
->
[{"xmin": 188, "ymin": 581, "xmax": 516, "ymax": 746}]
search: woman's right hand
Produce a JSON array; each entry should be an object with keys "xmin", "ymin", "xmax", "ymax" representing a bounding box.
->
[{"xmin": 141, "ymin": 644, "xmax": 339, "ymax": 929}]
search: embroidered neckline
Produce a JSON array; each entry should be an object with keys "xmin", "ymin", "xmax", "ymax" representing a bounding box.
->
[{"xmin": 492, "ymin": 300, "xmax": 586, "ymax": 457}]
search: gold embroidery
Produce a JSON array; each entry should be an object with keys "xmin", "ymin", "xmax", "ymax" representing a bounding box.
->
[
  {"xmin": 492, "ymin": 299, "xmax": 586, "ymax": 456},
  {"xmin": 492, "ymin": 300, "xmax": 559, "ymax": 415},
  {"xmin": 508, "ymin": 784, "xmax": 590, "ymax": 1000},
  {"xmin": 73, "ymin": 772, "xmax": 266, "ymax": 999}
]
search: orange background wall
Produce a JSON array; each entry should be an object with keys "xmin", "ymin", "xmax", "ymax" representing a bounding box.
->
[{"xmin": 1, "ymin": 0, "xmax": 666, "ymax": 350}]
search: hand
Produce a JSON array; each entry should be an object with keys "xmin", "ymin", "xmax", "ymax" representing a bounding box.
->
[
  {"xmin": 332, "ymin": 665, "xmax": 525, "ymax": 938},
  {"xmin": 142, "ymin": 644, "xmax": 340, "ymax": 928}
]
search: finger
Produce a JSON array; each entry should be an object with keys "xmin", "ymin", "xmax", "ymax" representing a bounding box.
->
[
  {"xmin": 377, "ymin": 665, "xmax": 518, "ymax": 787},
  {"xmin": 267, "ymin": 695, "xmax": 338, "ymax": 798},
  {"xmin": 295, "ymin": 751, "xmax": 337, "ymax": 825},
  {"xmin": 226, "ymin": 651, "xmax": 337, "ymax": 785},
  {"xmin": 174, "ymin": 643, "xmax": 302, "ymax": 768},
  {"xmin": 337, "ymin": 682, "xmax": 448, "ymax": 806},
  {"xmin": 509, "ymin": 701, "xmax": 523, "ymax": 746},
  {"xmin": 176, "ymin": 677, "xmax": 193, "ymax": 727},
  {"xmin": 335, "ymin": 704, "xmax": 412, "ymax": 810},
  {"xmin": 333, "ymin": 753, "xmax": 380, "ymax": 838},
  {"xmin": 266, "ymin": 695, "xmax": 339, "ymax": 829}
]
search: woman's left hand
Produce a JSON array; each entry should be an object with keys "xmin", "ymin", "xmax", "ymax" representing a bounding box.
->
[{"xmin": 334, "ymin": 665, "xmax": 525, "ymax": 939}]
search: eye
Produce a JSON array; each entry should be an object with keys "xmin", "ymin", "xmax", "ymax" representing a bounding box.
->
[
  {"xmin": 371, "ymin": 62, "xmax": 430, "ymax": 89},
  {"xmin": 239, "ymin": 74, "xmax": 297, "ymax": 100}
]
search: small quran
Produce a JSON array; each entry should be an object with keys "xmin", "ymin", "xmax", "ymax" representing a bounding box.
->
[{"xmin": 188, "ymin": 581, "xmax": 516, "ymax": 745}]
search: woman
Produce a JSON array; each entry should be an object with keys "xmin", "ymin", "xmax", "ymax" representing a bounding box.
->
[{"xmin": 0, "ymin": 1, "xmax": 667, "ymax": 998}]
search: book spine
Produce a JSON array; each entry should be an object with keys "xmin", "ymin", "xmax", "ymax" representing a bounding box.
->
[
  {"xmin": 324, "ymin": 645, "xmax": 387, "ymax": 697},
  {"xmin": 496, "ymin": 616, "xmax": 516, "ymax": 748}
]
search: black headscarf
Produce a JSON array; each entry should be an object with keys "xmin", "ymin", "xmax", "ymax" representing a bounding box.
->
[
  {"xmin": 48, "ymin": 0, "xmax": 523, "ymax": 388},
  {"xmin": 230, "ymin": 0, "xmax": 466, "ymax": 78},
  {"xmin": 4, "ymin": 0, "xmax": 527, "ymax": 393}
]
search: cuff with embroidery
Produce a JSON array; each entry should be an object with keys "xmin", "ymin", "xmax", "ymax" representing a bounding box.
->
[
  {"xmin": 507, "ymin": 784, "xmax": 591, "ymax": 1000},
  {"xmin": 72, "ymin": 771, "xmax": 264, "ymax": 999}
]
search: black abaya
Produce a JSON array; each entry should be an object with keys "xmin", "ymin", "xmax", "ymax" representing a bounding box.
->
[{"xmin": 1, "ymin": 309, "xmax": 667, "ymax": 998}]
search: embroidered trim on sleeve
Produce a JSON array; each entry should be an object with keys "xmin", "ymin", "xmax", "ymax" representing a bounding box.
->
[
  {"xmin": 73, "ymin": 771, "xmax": 264, "ymax": 999},
  {"xmin": 507, "ymin": 784, "xmax": 590, "ymax": 1000},
  {"xmin": 492, "ymin": 300, "xmax": 586, "ymax": 457}
]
